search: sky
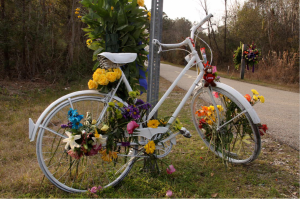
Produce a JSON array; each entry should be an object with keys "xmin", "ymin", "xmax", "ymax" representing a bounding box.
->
[{"xmin": 144, "ymin": 0, "xmax": 246, "ymax": 24}]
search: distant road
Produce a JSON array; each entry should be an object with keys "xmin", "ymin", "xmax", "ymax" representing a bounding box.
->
[{"xmin": 160, "ymin": 63, "xmax": 299, "ymax": 150}]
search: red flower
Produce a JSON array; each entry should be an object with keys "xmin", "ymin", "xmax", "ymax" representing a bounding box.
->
[
  {"xmin": 198, "ymin": 118, "xmax": 206, "ymax": 129},
  {"xmin": 244, "ymin": 94, "xmax": 251, "ymax": 102},
  {"xmin": 259, "ymin": 124, "xmax": 268, "ymax": 136}
]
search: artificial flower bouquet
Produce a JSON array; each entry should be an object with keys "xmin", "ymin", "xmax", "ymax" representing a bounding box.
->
[
  {"xmin": 195, "ymin": 89, "xmax": 267, "ymax": 159},
  {"xmin": 61, "ymin": 90, "xmax": 153, "ymax": 161},
  {"xmin": 233, "ymin": 42, "xmax": 261, "ymax": 72}
]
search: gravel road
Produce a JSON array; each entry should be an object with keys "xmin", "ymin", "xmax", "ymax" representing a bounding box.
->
[{"xmin": 159, "ymin": 63, "xmax": 299, "ymax": 150}]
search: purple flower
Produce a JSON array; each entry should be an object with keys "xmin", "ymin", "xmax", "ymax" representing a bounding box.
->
[
  {"xmin": 61, "ymin": 124, "xmax": 68, "ymax": 128},
  {"xmin": 121, "ymin": 142, "xmax": 130, "ymax": 146}
]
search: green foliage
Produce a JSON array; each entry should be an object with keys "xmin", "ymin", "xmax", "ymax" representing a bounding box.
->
[
  {"xmin": 233, "ymin": 43, "xmax": 243, "ymax": 70},
  {"xmin": 80, "ymin": 0, "xmax": 150, "ymax": 98}
]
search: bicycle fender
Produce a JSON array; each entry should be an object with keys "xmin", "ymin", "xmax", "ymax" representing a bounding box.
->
[
  {"xmin": 29, "ymin": 90, "xmax": 126, "ymax": 142},
  {"xmin": 215, "ymin": 82, "xmax": 261, "ymax": 124}
]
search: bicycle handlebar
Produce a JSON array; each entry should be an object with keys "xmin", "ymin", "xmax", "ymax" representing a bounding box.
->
[
  {"xmin": 152, "ymin": 14, "xmax": 213, "ymax": 53},
  {"xmin": 190, "ymin": 13, "xmax": 213, "ymax": 40}
]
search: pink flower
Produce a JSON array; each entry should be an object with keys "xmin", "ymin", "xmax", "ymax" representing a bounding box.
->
[
  {"xmin": 88, "ymin": 185, "xmax": 102, "ymax": 193},
  {"xmin": 212, "ymin": 91, "xmax": 219, "ymax": 98},
  {"xmin": 86, "ymin": 144, "xmax": 102, "ymax": 156},
  {"xmin": 166, "ymin": 165, "xmax": 176, "ymax": 174},
  {"xmin": 89, "ymin": 186, "xmax": 98, "ymax": 193},
  {"xmin": 212, "ymin": 66, "xmax": 217, "ymax": 73},
  {"xmin": 127, "ymin": 121, "xmax": 139, "ymax": 134},
  {"xmin": 67, "ymin": 150, "xmax": 82, "ymax": 159},
  {"xmin": 166, "ymin": 190, "xmax": 173, "ymax": 197}
]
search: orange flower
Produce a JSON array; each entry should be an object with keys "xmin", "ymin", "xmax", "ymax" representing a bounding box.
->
[{"xmin": 244, "ymin": 94, "xmax": 251, "ymax": 102}]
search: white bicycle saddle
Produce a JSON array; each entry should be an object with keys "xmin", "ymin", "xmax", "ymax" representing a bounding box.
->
[{"xmin": 98, "ymin": 52, "xmax": 137, "ymax": 64}]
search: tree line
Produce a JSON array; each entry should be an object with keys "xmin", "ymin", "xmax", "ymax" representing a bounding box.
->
[
  {"xmin": 0, "ymin": 0, "xmax": 298, "ymax": 83},
  {"xmin": 161, "ymin": 0, "xmax": 299, "ymax": 73},
  {"xmin": 0, "ymin": 0, "xmax": 93, "ymax": 82}
]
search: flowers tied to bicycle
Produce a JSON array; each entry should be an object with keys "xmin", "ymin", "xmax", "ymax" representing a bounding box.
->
[
  {"xmin": 61, "ymin": 91, "xmax": 152, "ymax": 160},
  {"xmin": 195, "ymin": 89, "xmax": 267, "ymax": 160}
]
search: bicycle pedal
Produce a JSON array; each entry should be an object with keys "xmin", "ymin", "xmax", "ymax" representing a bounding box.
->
[{"xmin": 179, "ymin": 127, "xmax": 192, "ymax": 138}]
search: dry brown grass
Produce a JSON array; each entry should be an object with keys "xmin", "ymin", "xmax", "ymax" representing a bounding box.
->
[{"xmin": 246, "ymin": 51, "xmax": 299, "ymax": 84}]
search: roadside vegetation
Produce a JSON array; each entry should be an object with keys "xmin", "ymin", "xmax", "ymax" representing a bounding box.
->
[{"xmin": 0, "ymin": 77, "xmax": 298, "ymax": 198}]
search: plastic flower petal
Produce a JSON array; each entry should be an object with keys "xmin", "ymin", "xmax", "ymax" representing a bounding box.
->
[
  {"xmin": 253, "ymin": 95, "xmax": 258, "ymax": 101},
  {"xmin": 212, "ymin": 91, "xmax": 219, "ymax": 98},
  {"xmin": 127, "ymin": 121, "xmax": 139, "ymax": 134},
  {"xmin": 166, "ymin": 190, "xmax": 173, "ymax": 197},
  {"xmin": 144, "ymin": 140, "xmax": 155, "ymax": 154},
  {"xmin": 63, "ymin": 131, "xmax": 81, "ymax": 150},
  {"xmin": 251, "ymin": 89, "xmax": 259, "ymax": 95},
  {"xmin": 258, "ymin": 95, "xmax": 265, "ymax": 103},
  {"xmin": 101, "ymin": 124, "xmax": 109, "ymax": 131},
  {"xmin": 244, "ymin": 94, "xmax": 251, "ymax": 102},
  {"xmin": 147, "ymin": 119, "xmax": 159, "ymax": 128},
  {"xmin": 166, "ymin": 165, "xmax": 176, "ymax": 174},
  {"xmin": 92, "ymin": 130, "xmax": 106, "ymax": 148},
  {"xmin": 137, "ymin": 0, "xmax": 144, "ymax": 7}
]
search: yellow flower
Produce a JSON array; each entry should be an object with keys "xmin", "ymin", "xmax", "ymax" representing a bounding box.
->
[
  {"xmin": 137, "ymin": 0, "xmax": 144, "ymax": 7},
  {"xmin": 101, "ymin": 124, "xmax": 109, "ymax": 131},
  {"xmin": 113, "ymin": 68, "xmax": 122, "ymax": 79},
  {"xmin": 209, "ymin": 105, "xmax": 215, "ymax": 111},
  {"xmin": 258, "ymin": 95, "xmax": 265, "ymax": 103},
  {"xmin": 92, "ymin": 119, "xmax": 97, "ymax": 125},
  {"xmin": 111, "ymin": 6, "xmax": 114, "ymax": 11},
  {"xmin": 75, "ymin": 11, "xmax": 79, "ymax": 15},
  {"xmin": 147, "ymin": 119, "xmax": 160, "ymax": 128},
  {"xmin": 217, "ymin": 105, "xmax": 223, "ymax": 112},
  {"xmin": 88, "ymin": 79, "xmax": 98, "ymax": 89},
  {"xmin": 206, "ymin": 118, "xmax": 213, "ymax": 125},
  {"xmin": 144, "ymin": 140, "xmax": 155, "ymax": 154},
  {"xmin": 76, "ymin": 8, "xmax": 80, "ymax": 11},
  {"xmin": 86, "ymin": 39, "xmax": 92, "ymax": 45},
  {"xmin": 98, "ymin": 74, "xmax": 109, "ymax": 85},
  {"xmin": 253, "ymin": 95, "xmax": 258, "ymax": 101},
  {"xmin": 111, "ymin": 151, "xmax": 118, "ymax": 159},
  {"xmin": 106, "ymin": 72, "xmax": 117, "ymax": 82},
  {"xmin": 251, "ymin": 89, "xmax": 259, "ymax": 95},
  {"xmin": 94, "ymin": 68, "xmax": 106, "ymax": 75},
  {"xmin": 78, "ymin": 15, "xmax": 82, "ymax": 19}
]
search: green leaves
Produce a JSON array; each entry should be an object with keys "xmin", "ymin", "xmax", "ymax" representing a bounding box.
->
[{"xmin": 81, "ymin": 0, "xmax": 149, "ymax": 99}]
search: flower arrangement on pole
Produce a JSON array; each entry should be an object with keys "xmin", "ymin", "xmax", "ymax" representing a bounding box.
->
[{"xmin": 233, "ymin": 42, "xmax": 261, "ymax": 72}]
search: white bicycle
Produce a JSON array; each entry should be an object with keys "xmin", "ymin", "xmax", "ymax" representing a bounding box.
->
[{"xmin": 29, "ymin": 14, "xmax": 261, "ymax": 193}]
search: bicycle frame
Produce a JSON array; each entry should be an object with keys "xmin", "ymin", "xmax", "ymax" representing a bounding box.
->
[{"xmin": 118, "ymin": 37, "xmax": 205, "ymax": 127}]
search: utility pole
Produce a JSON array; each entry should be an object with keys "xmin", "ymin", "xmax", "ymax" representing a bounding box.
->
[{"xmin": 147, "ymin": 0, "xmax": 164, "ymax": 119}]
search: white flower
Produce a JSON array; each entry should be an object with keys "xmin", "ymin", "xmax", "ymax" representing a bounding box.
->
[
  {"xmin": 92, "ymin": 133, "xmax": 107, "ymax": 148},
  {"xmin": 63, "ymin": 131, "xmax": 81, "ymax": 150}
]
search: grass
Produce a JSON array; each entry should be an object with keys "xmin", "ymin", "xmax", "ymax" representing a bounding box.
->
[{"xmin": 0, "ymin": 77, "xmax": 299, "ymax": 198}]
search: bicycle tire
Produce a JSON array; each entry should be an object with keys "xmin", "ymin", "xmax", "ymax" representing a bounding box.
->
[
  {"xmin": 36, "ymin": 91, "xmax": 137, "ymax": 193},
  {"xmin": 191, "ymin": 86, "xmax": 261, "ymax": 164}
]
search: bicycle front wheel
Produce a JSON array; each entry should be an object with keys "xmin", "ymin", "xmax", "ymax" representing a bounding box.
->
[
  {"xmin": 36, "ymin": 92, "xmax": 136, "ymax": 193},
  {"xmin": 191, "ymin": 86, "xmax": 261, "ymax": 164}
]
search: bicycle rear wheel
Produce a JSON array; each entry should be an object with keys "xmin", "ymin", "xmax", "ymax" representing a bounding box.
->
[
  {"xmin": 191, "ymin": 86, "xmax": 261, "ymax": 164},
  {"xmin": 36, "ymin": 92, "xmax": 136, "ymax": 193}
]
